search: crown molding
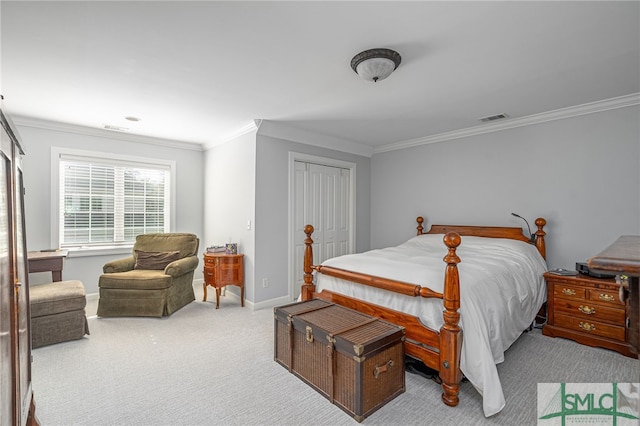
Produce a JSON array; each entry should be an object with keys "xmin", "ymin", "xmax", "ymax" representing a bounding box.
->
[
  {"xmin": 257, "ymin": 120, "xmax": 374, "ymax": 158},
  {"xmin": 202, "ymin": 120, "xmax": 259, "ymax": 151},
  {"xmin": 10, "ymin": 93, "xmax": 638, "ymax": 157},
  {"xmin": 11, "ymin": 115, "xmax": 205, "ymax": 152},
  {"xmin": 375, "ymin": 93, "xmax": 640, "ymax": 154}
]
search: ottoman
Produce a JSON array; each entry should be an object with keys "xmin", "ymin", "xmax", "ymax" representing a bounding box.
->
[{"xmin": 30, "ymin": 280, "xmax": 90, "ymax": 348}]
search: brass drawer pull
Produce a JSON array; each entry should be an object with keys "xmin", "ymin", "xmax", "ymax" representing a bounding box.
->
[
  {"xmin": 599, "ymin": 293, "xmax": 615, "ymax": 302},
  {"xmin": 578, "ymin": 305, "xmax": 596, "ymax": 315},
  {"xmin": 579, "ymin": 322, "xmax": 596, "ymax": 332},
  {"xmin": 562, "ymin": 288, "xmax": 576, "ymax": 296}
]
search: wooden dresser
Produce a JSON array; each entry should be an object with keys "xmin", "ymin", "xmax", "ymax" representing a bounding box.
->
[
  {"xmin": 588, "ymin": 236, "xmax": 640, "ymax": 358},
  {"xmin": 203, "ymin": 253, "xmax": 244, "ymax": 309},
  {"xmin": 542, "ymin": 272, "xmax": 636, "ymax": 358},
  {"xmin": 1, "ymin": 99, "xmax": 39, "ymax": 424}
]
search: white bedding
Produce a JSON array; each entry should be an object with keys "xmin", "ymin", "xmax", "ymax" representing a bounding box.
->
[{"xmin": 314, "ymin": 234, "xmax": 548, "ymax": 417}]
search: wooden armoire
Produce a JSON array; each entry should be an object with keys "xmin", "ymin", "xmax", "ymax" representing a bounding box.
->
[{"xmin": 0, "ymin": 97, "xmax": 38, "ymax": 425}]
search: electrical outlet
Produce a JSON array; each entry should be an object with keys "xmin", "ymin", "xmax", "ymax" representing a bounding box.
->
[{"xmin": 262, "ymin": 278, "xmax": 269, "ymax": 288}]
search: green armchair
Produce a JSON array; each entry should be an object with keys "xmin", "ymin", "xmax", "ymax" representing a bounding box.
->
[{"xmin": 97, "ymin": 233, "xmax": 200, "ymax": 317}]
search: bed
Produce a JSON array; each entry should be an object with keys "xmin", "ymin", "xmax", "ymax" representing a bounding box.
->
[{"xmin": 300, "ymin": 216, "xmax": 548, "ymax": 417}]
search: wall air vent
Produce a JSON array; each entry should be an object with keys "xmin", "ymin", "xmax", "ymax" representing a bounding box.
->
[
  {"xmin": 103, "ymin": 124, "xmax": 129, "ymax": 132},
  {"xmin": 478, "ymin": 113, "xmax": 509, "ymax": 123}
]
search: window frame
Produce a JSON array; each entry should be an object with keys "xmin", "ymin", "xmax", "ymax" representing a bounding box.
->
[{"xmin": 51, "ymin": 147, "xmax": 176, "ymax": 256}]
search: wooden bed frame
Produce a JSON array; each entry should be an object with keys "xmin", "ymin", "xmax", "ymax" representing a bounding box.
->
[{"xmin": 301, "ymin": 216, "xmax": 547, "ymax": 407}]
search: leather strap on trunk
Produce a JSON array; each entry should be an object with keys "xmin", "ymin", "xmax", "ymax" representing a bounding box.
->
[
  {"xmin": 326, "ymin": 316, "xmax": 379, "ymax": 403},
  {"xmin": 286, "ymin": 302, "xmax": 335, "ymax": 373}
]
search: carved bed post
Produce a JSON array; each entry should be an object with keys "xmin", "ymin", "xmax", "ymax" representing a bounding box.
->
[
  {"xmin": 301, "ymin": 225, "xmax": 316, "ymax": 301},
  {"xmin": 534, "ymin": 217, "xmax": 547, "ymax": 259},
  {"xmin": 416, "ymin": 216, "xmax": 424, "ymax": 235},
  {"xmin": 439, "ymin": 232, "xmax": 463, "ymax": 407}
]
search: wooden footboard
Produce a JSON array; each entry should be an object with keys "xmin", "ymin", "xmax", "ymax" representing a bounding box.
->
[
  {"xmin": 301, "ymin": 215, "xmax": 547, "ymax": 408},
  {"xmin": 301, "ymin": 224, "xmax": 463, "ymax": 406}
]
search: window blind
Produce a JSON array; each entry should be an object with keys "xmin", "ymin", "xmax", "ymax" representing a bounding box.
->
[{"xmin": 59, "ymin": 154, "xmax": 171, "ymax": 247}]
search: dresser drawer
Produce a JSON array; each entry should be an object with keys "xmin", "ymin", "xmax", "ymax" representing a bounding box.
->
[
  {"xmin": 555, "ymin": 313, "xmax": 626, "ymax": 342},
  {"xmin": 203, "ymin": 266, "xmax": 217, "ymax": 285},
  {"xmin": 204, "ymin": 256, "xmax": 219, "ymax": 266},
  {"xmin": 553, "ymin": 298, "xmax": 625, "ymax": 325},
  {"xmin": 587, "ymin": 288, "xmax": 623, "ymax": 307},
  {"xmin": 553, "ymin": 284, "xmax": 586, "ymax": 300}
]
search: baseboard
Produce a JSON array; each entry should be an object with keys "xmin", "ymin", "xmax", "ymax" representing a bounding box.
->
[
  {"xmin": 251, "ymin": 295, "xmax": 295, "ymax": 311},
  {"xmin": 88, "ymin": 280, "xmax": 295, "ymax": 315},
  {"xmin": 195, "ymin": 278, "xmax": 295, "ymax": 311}
]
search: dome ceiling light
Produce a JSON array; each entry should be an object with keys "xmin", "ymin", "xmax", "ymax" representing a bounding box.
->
[{"xmin": 350, "ymin": 48, "xmax": 401, "ymax": 83}]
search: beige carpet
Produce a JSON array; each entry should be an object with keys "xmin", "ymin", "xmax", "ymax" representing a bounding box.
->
[{"xmin": 31, "ymin": 285, "xmax": 639, "ymax": 425}]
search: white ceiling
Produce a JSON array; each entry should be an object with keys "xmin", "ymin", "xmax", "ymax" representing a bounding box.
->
[{"xmin": 1, "ymin": 1, "xmax": 639, "ymax": 151}]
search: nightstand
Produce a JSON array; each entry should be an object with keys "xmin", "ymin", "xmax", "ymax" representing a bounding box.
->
[
  {"xmin": 203, "ymin": 253, "xmax": 244, "ymax": 309},
  {"xmin": 542, "ymin": 272, "xmax": 636, "ymax": 358}
]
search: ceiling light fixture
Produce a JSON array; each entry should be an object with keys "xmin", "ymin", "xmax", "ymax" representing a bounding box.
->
[
  {"xmin": 125, "ymin": 116, "xmax": 141, "ymax": 122},
  {"xmin": 350, "ymin": 48, "xmax": 401, "ymax": 83}
]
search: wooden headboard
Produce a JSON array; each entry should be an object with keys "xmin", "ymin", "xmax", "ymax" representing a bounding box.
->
[{"xmin": 415, "ymin": 216, "xmax": 547, "ymax": 259}]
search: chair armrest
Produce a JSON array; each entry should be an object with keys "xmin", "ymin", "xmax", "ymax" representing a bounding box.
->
[
  {"xmin": 164, "ymin": 256, "xmax": 199, "ymax": 277},
  {"xmin": 103, "ymin": 256, "xmax": 135, "ymax": 273}
]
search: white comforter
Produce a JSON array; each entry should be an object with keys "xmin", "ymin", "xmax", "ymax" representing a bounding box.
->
[{"xmin": 314, "ymin": 234, "xmax": 547, "ymax": 417}]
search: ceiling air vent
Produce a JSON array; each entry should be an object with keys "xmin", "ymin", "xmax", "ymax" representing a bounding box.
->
[
  {"xmin": 103, "ymin": 124, "xmax": 129, "ymax": 132},
  {"xmin": 478, "ymin": 113, "xmax": 509, "ymax": 123}
]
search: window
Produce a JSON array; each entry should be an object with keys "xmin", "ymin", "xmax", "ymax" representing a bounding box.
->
[{"xmin": 53, "ymin": 148, "xmax": 175, "ymax": 250}]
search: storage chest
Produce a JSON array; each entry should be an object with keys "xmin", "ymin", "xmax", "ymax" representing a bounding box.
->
[{"xmin": 274, "ymin": 299, "xmax": 405, "ymax": 422}]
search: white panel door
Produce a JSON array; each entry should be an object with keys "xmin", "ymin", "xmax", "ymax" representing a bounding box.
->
[{"xmin": 292, "ymin": 160, "xmax": 351, "ymax": 299}]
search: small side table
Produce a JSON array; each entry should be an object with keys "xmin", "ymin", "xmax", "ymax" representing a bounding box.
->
[
  {"xmin": 203, "ymin": 252, "xmax": 244, "ymax": 309},
  {"xmin": 27, "ymin": 250, "xmax": 69, "ymax": 282},
  {"xmin": 542, "ymin": 272, "xmax": 635, "ymax": 358}
]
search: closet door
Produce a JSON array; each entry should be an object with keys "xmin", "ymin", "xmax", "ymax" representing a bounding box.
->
[{"xmin": 292, "ymin": 161, "xmax": 351, "ymax": 299}]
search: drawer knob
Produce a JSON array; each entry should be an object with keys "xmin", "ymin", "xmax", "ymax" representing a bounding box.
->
[
  {"xmin": 599, "ymin": 293, "xmax": 615, "ymax": 302},
  {"xmin": 562, "ymin": 288, "xmax": 576, "ymax": 296},
  {"xmin": 579, "ymin": 322, "xmax": 596, "ymax": 332},
  {"xmin": 578, "ymin": 305, "xmax": 596, "ymax": 315}
]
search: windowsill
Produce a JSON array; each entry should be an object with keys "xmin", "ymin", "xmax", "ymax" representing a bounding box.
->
[{"xmin": 64, "ymin": 245, "xmax": 133, "ymax": 258}]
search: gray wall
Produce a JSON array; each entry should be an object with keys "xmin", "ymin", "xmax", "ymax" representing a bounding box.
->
[
  {"xmin": 16, "ymin": 104, "xmax": 637, "ymax": 302},
  {"xmin": 17, "ymin": 124, "xmax": 205, "ymax": 294},
  {"xmin": 370, "ymin": 106, "xmax": 640, "ymax": 270},
  {"xmin": 254, "ymin": 134, "xmax": 371, "ymax": 306},
  {"xmin": 202, "ymin": 131, "xmax": 256, "ymax": 304}
]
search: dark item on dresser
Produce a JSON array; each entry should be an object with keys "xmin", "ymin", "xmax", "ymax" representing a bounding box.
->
[
  {"xmin": 274, "ymin": 299, "xmax": 406, "ymax": 422},
  {"xmin": 588, "ymin": 235, "xmax": 640, "ymax": 356},
  {"xmin": 203, "ymin": 252, "xmax": 244, "ymax": 309},
  {"xmin": 301, "ymin": 216, "xmax": 547, "ymax": 412},
  {"xmin": 542, "ymin": 272, "xmax": 636, "ymax": 358},
  {"xmin": 576, "ymin": 261, "xmax": 616, "ymax": 279}
]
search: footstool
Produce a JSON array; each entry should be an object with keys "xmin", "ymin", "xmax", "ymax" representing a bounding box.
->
[{"xmin": 30, "ymin": 280, "xmax": 90, "ymax": 348}]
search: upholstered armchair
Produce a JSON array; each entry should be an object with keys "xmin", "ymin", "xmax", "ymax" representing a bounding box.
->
[{"xmin": 97, "ymin": 233, "xmax": 199, "ymax": 317}]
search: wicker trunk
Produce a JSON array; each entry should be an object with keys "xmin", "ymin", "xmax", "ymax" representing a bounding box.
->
[{"xmin": 274, "ymin": 299, "xmax": 405, "ymax": 422}]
